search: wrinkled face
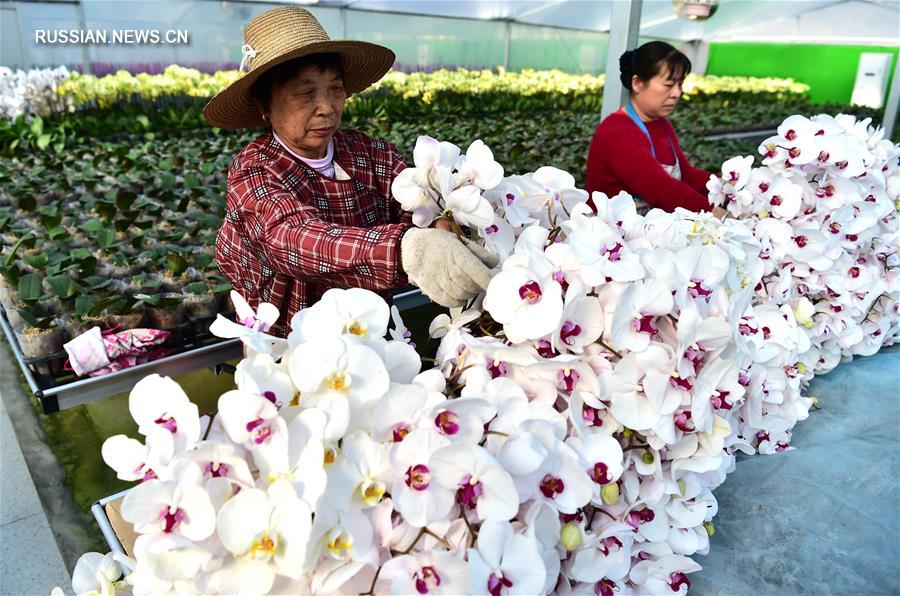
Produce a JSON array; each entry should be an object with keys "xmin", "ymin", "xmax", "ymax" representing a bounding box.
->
[
  {"xmin": 632, "ymin": 65, "xmax": 684, "ymax": 120},
  {"xmin": 264, "ymin": 64, "xmax": 346, "ymax": 159}
]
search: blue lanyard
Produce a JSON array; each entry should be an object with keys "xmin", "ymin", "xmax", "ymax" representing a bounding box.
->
[{"xmin": 625, "ymin": 102, "xmax": 676, "ymax": 162}]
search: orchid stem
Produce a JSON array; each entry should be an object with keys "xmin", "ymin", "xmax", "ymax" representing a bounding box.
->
[
  {"xmin": 201, "ymin": 411, "xmax": 217, "ymax": 441},
  {"xmin": 423, "ymin": 528, "xmax": 451, "ymax": 549},
  {"xmin": 461, "ymin": 510, "xmax": 478, "ymax": 548},
  {"xmin": 598, "ymin": 339, "xmax": 623, "ymax": 360},
  {"xmin": 399, "ymin": 527, "xmax": 427, "ymax": 555},
  {"xmin": 483, "ymin": 430, "xmax": 509, "ymax": 438}
]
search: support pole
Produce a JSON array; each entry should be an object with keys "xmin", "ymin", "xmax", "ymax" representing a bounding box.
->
[
  {"xmin": 882, "ymin": 50, "xmax": 900, "ymax": 139},
  {"xmin": 503, "ymin": 20, "xmax": 511, "ymax": 70},
  {"xmin": 75, "ymin": 0, "xmax": 92, "ymax": 74},
  {"xmin": 601, "ymin": 0, "xmax": 643, "ymax": 119}
]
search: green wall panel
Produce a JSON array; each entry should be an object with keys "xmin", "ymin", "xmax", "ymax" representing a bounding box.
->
[{"xmin": 706, "ymin": 42, "xmax": 900, "ymax": 104}]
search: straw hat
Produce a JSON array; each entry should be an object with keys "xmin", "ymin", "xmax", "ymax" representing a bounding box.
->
[{"xmin": 204, "ymin": 6, "xmax": 395, "ymax": 128}]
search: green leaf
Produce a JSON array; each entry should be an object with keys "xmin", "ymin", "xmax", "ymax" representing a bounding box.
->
[
  {"xmin": 47, "ymin": 226, "xmax": 67, "ymax": 240},
  {"xmin": 74, "ymin": 294, "xmax": 98, "ymax": 316},
  {"xmin": 4, "ymin": 233, "xmax": 33, "ymax": 267},
  {"xmin": 29, "ymin": 116, "xmax": 43, "ymax": 137},
  {"xmin": 200, "ymin": 161, "xmax": 215, "ymax": 176},
  {"xmin": 184, "ymin": 174, "xmax": 200, "ymax": 189},
  {"xmin": 166, "ymin": 253, "xmax": 188, "ymax": 276},
  {"xmin": 79, "ymin": 219, "xmax": 104, "ymax": 233},
  {"xmin": 24, "ymin": 253, "xmax": 48, "ymax": 269},
  {"xmin": 116, "ymin": 190, "xmax": 137, "ymax": 210},
  {"xmin": 97, "ymin": 228, "xmax": 116, "ymax": 249},
  {"xmin": 17, "ymin": 273, "xmax": 43, "ymax": 301},
  {"xmin": 136, "ymin": 114, "xmax": 150, "ymax": 129},
  {"xmin": 47, "ymin": 274, "xmax": 79, "ymax": 299},
  {"xmin": 36, "ymin": 134, "xmax": 51, "ymax": 151},
  {"xmin": 159, "ymin": 158, "xmax": 174, "ymax": 170}
]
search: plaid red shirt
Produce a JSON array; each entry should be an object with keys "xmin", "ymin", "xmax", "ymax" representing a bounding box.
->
[{"xmin": 216, "ymin": 129, "xmax": 412, "ymax": 336}]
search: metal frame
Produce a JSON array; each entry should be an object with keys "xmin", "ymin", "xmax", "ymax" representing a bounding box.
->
[
  {"xmin": 90, "ymin": 488, "xmax": 132, "ymax": 562},
  {"xmin": 0, "ymin": 288, "xmax": 428, "ymax": 414}
]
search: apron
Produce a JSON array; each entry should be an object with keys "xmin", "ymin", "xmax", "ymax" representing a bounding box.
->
[{"xmin": 624, "ymin": 103, "xmax": 681, "ymax": 214}]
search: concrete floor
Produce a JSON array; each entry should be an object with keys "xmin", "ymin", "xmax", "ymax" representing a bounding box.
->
[{"xmin": 1, "ymin": 338, "xmax": 76, "ymax": 595}]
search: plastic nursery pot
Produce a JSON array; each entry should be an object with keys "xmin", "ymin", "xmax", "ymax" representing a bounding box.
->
[
  {"xmin": 15, "ymin": 325, "xmax": 64, "ymax": 360},
  {"xmin": 182, "ymin": 287, "xmax": 220, "ymax": 320},
  {"xmin": 0, "ymin": 279, "xmax": 19, "ymax": 311},
  {"xmin": 105, "ymin": 309, "xmax": 145, "ymax": 331},
  {"xmin": 63, "ymin": 315, "xmax": 105, "ymax": 339},
  {"xmin": 145, "ymin": 296, "xmax": 186, "ymax": 330}
]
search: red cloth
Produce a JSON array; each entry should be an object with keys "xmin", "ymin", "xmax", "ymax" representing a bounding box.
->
[
  {"xmin": 216, "ymin": 129, "xmax": 412, "ymax": 337},
  {"xmin": 585, "ymin": 110, "xmax": 713, "ymax": 212}
]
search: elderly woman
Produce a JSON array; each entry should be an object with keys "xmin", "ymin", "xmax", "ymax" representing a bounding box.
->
[
  {"xmin": 585, "ymin": 41, "xmax": 716, "ymax": 214},
  {"xmin": 204, "ymin": 7, "xmax": 493, "ymax": 336}
]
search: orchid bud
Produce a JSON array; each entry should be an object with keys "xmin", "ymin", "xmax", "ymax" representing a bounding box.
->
[
  {"xmin": 677, "ymin": 479, "xmax": 686, "ymax": 496},
  {"xmin": 601, "ymin": 482, "xmax": 620, "ymax": 505},
  {"xmin": 703, "ymin": 521, "xmax": 715, "ymax": 537},
  {"xmin": 560, "ymin": 523, "xmax": 582, "ymax": 551},
  {"xmin": 640, "ymin": 449, "xmax": 655, "ymax": 465}
]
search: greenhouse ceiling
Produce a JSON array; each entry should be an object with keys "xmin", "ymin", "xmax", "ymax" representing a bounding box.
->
[{"xmin": 300, "ymin": 0, "xmax": 900, "ymax": 44}]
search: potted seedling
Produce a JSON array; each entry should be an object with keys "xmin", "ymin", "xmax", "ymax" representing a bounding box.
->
[
  {"xmin": 103, "ymin": 293, "xmax": 144, "ymax": 330},
  {"xmin": 137, "ymin": 292, "xmax": 185, "ymax": 330},
  {"xmin": 13, "ymin": 273, "xmax": 64, "ymax": 370},
  {"xmin": 182, "ymin": 280, "xmax": 219, "ymax": 320}
]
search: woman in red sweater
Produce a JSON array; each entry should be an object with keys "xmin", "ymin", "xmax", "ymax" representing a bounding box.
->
[{"xmin": 586, "ymin": 41, "xmax": 718, "ymax": 214}]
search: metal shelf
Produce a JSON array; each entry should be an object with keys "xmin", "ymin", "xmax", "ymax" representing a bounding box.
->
[{"xmin": 1, "ymin": 288, "xmax": 427, "ymax": 413}]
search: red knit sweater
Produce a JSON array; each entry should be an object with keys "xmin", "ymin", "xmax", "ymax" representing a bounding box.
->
[{"xmin": 585, "ymin": 110, "xmax": 713, "ymax": 212}]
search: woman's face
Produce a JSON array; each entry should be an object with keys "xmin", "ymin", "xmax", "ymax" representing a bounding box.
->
[
  {"xmin": 264, "ymin": 64, "xmax": 347, "ymax": 159},
  {"xmin": 631, "ymin": 65, "xmax": 684, "ymax": 120}
]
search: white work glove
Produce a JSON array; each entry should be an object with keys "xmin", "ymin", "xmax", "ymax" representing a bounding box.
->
[{"xmin": 401, "ymin": 228, "xmax": 498, "ymax": 308}]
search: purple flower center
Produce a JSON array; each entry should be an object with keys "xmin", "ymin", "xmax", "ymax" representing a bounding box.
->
[
  {"xmin": 710, "ymin": 390, "xmax": 732, "ymax": 410},
  {"xmin": 487, "ymin": 359, "xmax": 508, "ymax": 379},
  {"xmin": 560, "ymin": 321, "xmax": 582, "ymax": 345},
  {"xmin": 594, "ymin": 579, "xmax": 617, "ymax": 596},
  {"xmin": 405, "ymin": 464, "xmax": 431, "ymax": 491},
  {"xmin": 536, "ymin": 340, "xmax": 557, "ymax": 358},
  {"xmin": 203, "ymin": 462, "xmax": 229, "ymax": 478},
  {"xmin": 246, "ymin": 418, "xmax": 273, "ymax": 445},
  {"xmin": 557, "ymin": 369, "xmax": 580, "ymax": 392},
  {"xmin": 688, "ymin": 280, "xmax": 712, "ymax": 299},
  {"xmin": 485, "ymin": 224, "xmax": 499, "ymax": 234},
  {"xmin": 488, "ymin": 572, "xmax": 513, "ymax": 596},
  {"xmin": 553, "ymin": 270, "xmax": 569, "ymax": 292},
  {"xmin": 674, "ymin": 410, "xmax": 694, "ymax": 432},
  {"xmin": 599, "ymin": 536, "xmax": 623, "ymax": 556},
  {"xmin": 435, "ymin": 410, "xmax": 461, "ymax": 435},
  {"xmin": 582, "ymin": 404, "xmax": 604, "ymax": 427},
  {"xmin": 631, "ymin": 314, "xmax": 658, "ymax": 336},
  {"xmin": 626, "ymin": 507, "xmax": 655, "ymax": 529},
  {"xmin": 505, "ymin": 193, "xmax": 516, "ymax": 205},
  {"xmin": 589, "ymin": 461, "xmax": 611, "ymax": 484},
  {"xmin": 161, "ymin": 506, "xmax": 185, "ymax": 533},
  {"xmin": 414, "ymin": 566, "xmax": 441, "ymax": 594},
  {"xmin": 668, "ymin": 572, "xmax": 691, "ymax": 592},
  {"xmin": 457, "ymin": 476, "xmax": 484, "ymax": 510},
  {"xmin": 684, "ymin": 345, "xmax": 704, "ymax": 367},
  {"xmin": 518, "ymin": 281, "xmax": 543, "ymax": 305},
  {"xmin": 154, "ymin": 413, "xmax": 178, "ymax": 434},
  {"xmin": 670, "ymin": 375, "xmax": 693, "ymax": 391},
  {"xmin": 601, "ymin": 243, "xmax": 623, "ymax": 262},
  {"xmin": 392, "ymin": 423, "xmax": 411, "ymax": 443},
  {"xmin": 539, "ymin": 474, "xmax": 565, "ymax": 499}
]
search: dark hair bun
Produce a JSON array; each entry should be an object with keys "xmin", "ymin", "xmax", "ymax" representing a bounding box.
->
[{"xmin": 618, "ymin": 50, "xmax": 635, "ymax": 89}]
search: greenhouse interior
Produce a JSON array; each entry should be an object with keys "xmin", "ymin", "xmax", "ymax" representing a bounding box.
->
[{"xmin": 0, "ymin": 0, "xmax": 898, "ymax": 594}]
